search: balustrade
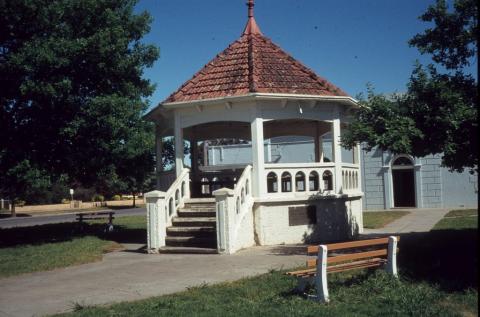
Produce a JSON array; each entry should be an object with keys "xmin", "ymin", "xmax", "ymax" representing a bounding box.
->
[{"xmin": 263, "ymin": 163, "xmax": 361, "ymax": 196}]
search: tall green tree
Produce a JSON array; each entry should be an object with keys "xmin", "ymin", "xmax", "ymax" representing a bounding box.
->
[
  {"xmin": 343, "ymin": 0, "xmax": 477, "ymax": 173},
  {"xmin": 0, "ymin": 0, "xmax": 159, "ymax": 209}
]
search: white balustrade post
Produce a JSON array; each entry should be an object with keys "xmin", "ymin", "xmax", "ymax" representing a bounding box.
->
[
  {"xmin": 386, "ymin": 236, "xmax": 398, "ymax": 277},
  {"xmin": 213, "ymin": 188, "xmax": 235, "ymax": 254},
  {"xmin": 145, "ymin": 190, "xmax": 166, "ymax": 253},
  {"xmin": 315, "ymin": 245, "xmax": 329, "ymax": 302},
  {"xmin": 332, "ymin": 118, "xmax": 343, "ymax": 194}
]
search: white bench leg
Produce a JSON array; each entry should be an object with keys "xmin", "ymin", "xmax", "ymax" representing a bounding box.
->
[
  {"xmin": 386, "ymin": 236, "xmax": 398, "ymax": 277},
  {"xmin": 315, "ymin": 245, "xmax": 329, "ymax": 303}
]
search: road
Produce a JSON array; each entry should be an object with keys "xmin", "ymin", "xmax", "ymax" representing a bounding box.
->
[{"xmin": 0, "ymin": 207, "xmax": 146, "ymax": 228}]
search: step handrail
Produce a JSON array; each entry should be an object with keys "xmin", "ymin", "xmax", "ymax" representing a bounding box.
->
[{"xmin": 145, "ymin": 168, "xmax": 190, "ymax": 253}]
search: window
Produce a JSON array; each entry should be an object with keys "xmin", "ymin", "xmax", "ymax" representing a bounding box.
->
[
  {"xmin": 323, "ymin": 171, "xmax": 333, "ymax": 191},
  {"xmin": 267, "ymin": 172, "xmax": 278, "ymax": 193},
  {"xmin": 309, "ymin": 171, "xmax": 319, "ymax": 191},
  {"xmin": 281, "ymin": 172, "xmax": 292, "ymax": 192},
  {"xmin": 295, "ymin": 172, "xmax": 306, "ymax": 192}
]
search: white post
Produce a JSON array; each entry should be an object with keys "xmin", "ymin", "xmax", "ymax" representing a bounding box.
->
[
  {"xmin": 213, "ymin": 188, "xmax": 235, "ymax": 254},
  {"xmin": 174, "ymin": 114, "xmax": 184, "ymax": 177},
  {"xmin": 386, "ymin": 236, "xmax": 398, "ymax": 277},
  {"xmin": 332, "ymin": 118, "xmax": 343, "ymax": 194},
  {"xmin": 251, "ymin": 117, "xmax": 266, "ymax": 197},
  {"xmin": 145, "ymin": 190, "xmax": 166, "ymax": 253},
  {"xmin": 156, "ymin": 131, "xmax": 164, "ymax": 189},
  {"xmin": 315, "ymin": 245, "xmax": 329, "ymax": 302}
]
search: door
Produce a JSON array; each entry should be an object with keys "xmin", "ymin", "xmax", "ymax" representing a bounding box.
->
[{"xmin": 392, "ymin": 169, "xmax": 415, "ymax": 207}]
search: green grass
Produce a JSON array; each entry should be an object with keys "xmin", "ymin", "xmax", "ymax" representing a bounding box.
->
[
  {"xmin": 433, "ymin": 209, "xmax": 478, "ymax": 230},
  {"xmin": 363, "ymin": 211, "xmax": 410, "ymax": 229},
  {"xmin": 0, "ymin": 215, "xmax": 146, "ymax": 278},
  {"xmin": 54, "ymin": 270, "xmax": 477, "ymax": 317},
  {"xmin": 0, "ymin": 237, "xmax": 120, "ymax": 278}
]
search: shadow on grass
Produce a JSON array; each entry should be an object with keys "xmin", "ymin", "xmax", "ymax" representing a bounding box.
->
[
  {"xmin": 395, "ymin": 229, "xmax": 478, "ymax": 292},
  {"xmin": 0, "ymin": 221, "xmax": 146, "ymax": 248}
]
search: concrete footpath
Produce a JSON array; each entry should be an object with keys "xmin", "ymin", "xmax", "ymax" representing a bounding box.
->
[
  {"xmin": 362, "ymin": 208, "xmax": 450, "ymax": 235},
  {"xmin": 0, "ymin": 208, "xmax": 450, "ymax": 317},
  {"xmin": 0, "ymin": 245, "xmax": 305, "ymax": 317}
]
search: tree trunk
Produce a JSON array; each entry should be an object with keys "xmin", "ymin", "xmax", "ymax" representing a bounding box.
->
[
  {"xmin": 11, "ymin": 201, "xmax": 16, "ymax": 218},
  {"xmin": 132, "ymin": 193, "xmax": 136, "ymax": 208}
]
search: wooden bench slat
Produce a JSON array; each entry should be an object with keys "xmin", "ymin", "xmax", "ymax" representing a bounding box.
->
[
  {"xmin": 327, "ymin": 258, "xmax": 386, "ymax": 273},
  {"xmin": 307, "ymin": 249, "xmax": 388, "ymax": 267},
  {"xmin": 307, "ymin": 236, "xmax": 400, "ymax": 254},
  {"xmin": 287, "ymin": 258, "xmax": 387, "ymax": 277}
]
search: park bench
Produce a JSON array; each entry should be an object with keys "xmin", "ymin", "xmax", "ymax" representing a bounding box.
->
[
  {"xmin": 286, "ymin": 236, "xmax": 399, "ymax": 302},
  {"xmin": 76, "ymin": 211, "xmax": 115, "ymax": 232}
]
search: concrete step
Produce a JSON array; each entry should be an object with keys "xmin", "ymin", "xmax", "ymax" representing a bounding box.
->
[
  {"xmin": 185, "ymin": 198, "xmax": 215, "ymax": 204},
  {"xmin": 159, "ymin": 246, "xmax": 218, "ymax": 254},
  {"xmin": 172, "ymin": 217, "xmax": 216, "ymax": 227},
  {"xmin": 177, "ymin": 209, "xmax": 216, "ymax": 218},
  {"xmin": 166, "ymin": 226, "xmax": 216, "ymax": 237},
  {"xmin": 165, "ymin": 236, "xmax": 216, "ymax": 248}
]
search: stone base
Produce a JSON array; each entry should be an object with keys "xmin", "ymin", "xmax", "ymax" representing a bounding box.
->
[{"xmin": 253, "ymin": 196, "xmax": 363, "ymax": 246}]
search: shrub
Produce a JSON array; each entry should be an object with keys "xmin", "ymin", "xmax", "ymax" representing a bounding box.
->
[
  {"xmin": 14, "ymin": 200, "xmax": 26, "ymax": 207},
  {"xmin": 112, "ymin": 195, "xmax": 121, "ymax": 201},
  {"xmin": 61, "ymin": 198, "xmax": 70, "ymax": 204},
  {"xmin": 91, "ymin": 194, "xmax": 105, "ymax": 202}
]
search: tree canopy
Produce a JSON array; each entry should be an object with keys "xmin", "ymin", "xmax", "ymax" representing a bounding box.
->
[
  {"xmin": 342, "ymin": 0, "xmax": 477, "ymax": 173},
  {"xmin": 0, "ymin": 0, "xmax": 159, "ymax": 205}
]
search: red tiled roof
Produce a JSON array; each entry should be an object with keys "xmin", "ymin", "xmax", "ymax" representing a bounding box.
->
[{"xmin": 164, "ymin": 13, "xmax": 349, "ymax": 104}]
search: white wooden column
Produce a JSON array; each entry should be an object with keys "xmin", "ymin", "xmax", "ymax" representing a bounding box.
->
[
  {"xmin": 251, "ymin": 117, "xmax": 266, "ymax": 197},
  {"xmin": 155, "ymin": 130, "xmax": 164, "ymax": 189},
  {"xmin": 315, "ymin": 122, "xmax": 324, "ymax": 163},
  {"xmin": 174, "ymin": 114, "xmax": 184, "ymax": 177},
  {"xmin": 332, "ymin": 118, "xmax": 343, "ymax": 193}
]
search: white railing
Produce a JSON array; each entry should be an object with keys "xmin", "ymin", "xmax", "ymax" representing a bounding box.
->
[
  {"xmin": 213, "ymin": 165, "xmax": 254, "ymax": 254},
  {"xmin": 341, "ymin": 165, "xmax": 360, "ymax": 193},
  {"xmin": 145, "ymin": 168, "xmax": 190, "ymax": 253},
  {"xmin": 264, "ymin": 162, "xmax": 337, "ymax": 196}
]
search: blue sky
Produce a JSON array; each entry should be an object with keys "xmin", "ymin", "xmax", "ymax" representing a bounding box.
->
[{"xmin": 135, "ymin": 0, "xmax": 476, "ymax": 110}]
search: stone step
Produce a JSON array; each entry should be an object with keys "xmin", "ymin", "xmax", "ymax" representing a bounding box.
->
[
  {"xmin": 185, "ymin": 198, "xmax": 215, "ymax": 204},
  {"xmin": 177, "ymin": 209, "xmax": 216, "ymax": 218},
  {"xmin": 172, "ymin": 217, "xmax": 216, "ymax": 227},
  {"xmin": 165, "ymin": 236, "xmax": 216, "ymax": 248},
  {"xmin": 159, "ymin": 246, "xmax": 218, "ymax": 254},
  {"xmin": 166, "ymin": 226, "xmax": 216, "ymax": 237}
]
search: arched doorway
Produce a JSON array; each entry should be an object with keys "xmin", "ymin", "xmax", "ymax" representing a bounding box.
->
[{"xmin": 392, "ymin": 156, "xmax": 416, "ymax": 207}]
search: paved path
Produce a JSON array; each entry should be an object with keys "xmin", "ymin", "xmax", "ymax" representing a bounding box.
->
[
  {"xmin": 0, "ymin": 244, "xmax": 305, "ymax": 317},
  {"xmin": 362, "ymin": 208, "xmax": 450, "ymax": 235},
  {"xmin": 0, "ymin": 208, "xmax": 146, "ymax": 229},
  {"xmin": 0, "ymin": 208, "xmax": 451, "ymax": 317}
]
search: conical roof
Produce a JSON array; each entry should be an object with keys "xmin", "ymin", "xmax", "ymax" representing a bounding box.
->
[{"xmin": 163, "ymin": 1, "xmax": 348, "ymax": 104}]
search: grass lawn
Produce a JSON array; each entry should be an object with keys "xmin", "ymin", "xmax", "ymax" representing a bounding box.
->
[
  {"xmin": 53, "ymin": 211, "xmax": 478, "ymax": 317},
  {"xmin": 0, "ymin": 216, "xmax": 146, "ymax": 278},
  {"xmin": 363, "ymin": 210, "xmax": 410, "ymax": 229},
  {"xmin": 53, "ymin": 270, "xmax": 477, "ymax": 317},
  {"xmin": 434, "ymin": 209, "xmax": 478, "ymax": 230}
]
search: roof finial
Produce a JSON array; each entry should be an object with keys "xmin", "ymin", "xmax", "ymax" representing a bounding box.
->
[
  {"xmin": 243, "ymin": 0, "xmax": 262, "ymax": 35},
  {"xmin": 247, "ymin": 0, "xmax": 254, "ymax": 18}
]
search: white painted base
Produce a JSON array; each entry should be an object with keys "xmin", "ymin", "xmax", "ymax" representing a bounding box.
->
[{"xmin": 253, "ymin": 197, "xmax": 363, "ymax": 246}]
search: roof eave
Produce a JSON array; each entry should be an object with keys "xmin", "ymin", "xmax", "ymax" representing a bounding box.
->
[{"xmin": 163, "ymin": 93, "xmax": 358, "ymax": 108}]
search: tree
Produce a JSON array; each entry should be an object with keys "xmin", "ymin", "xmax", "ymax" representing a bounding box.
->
[
  {"xmin": 342, "ymin": 0, "xmax": 477, "ymax": 173},
  {"xmin": 0, "ymin": 0, "xmax": 159, "ymax": 210}
]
